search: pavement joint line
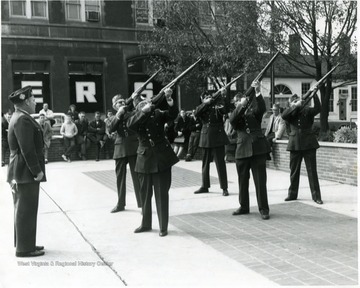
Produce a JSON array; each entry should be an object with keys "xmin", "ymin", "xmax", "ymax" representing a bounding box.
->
[{"xmin": 39, "ymin": 185, "xmax": 128, "ymax": 286}]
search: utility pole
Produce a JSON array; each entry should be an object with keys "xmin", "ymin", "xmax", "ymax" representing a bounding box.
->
[{"xmin": 270, "ymin": 0, "xmax": 275, "ymax": 106}]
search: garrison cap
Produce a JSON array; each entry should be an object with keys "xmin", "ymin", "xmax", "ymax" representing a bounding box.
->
[
  {"xmin": 133, "ymin": 94, "xmax": 144, "ymax": 108},
  {"xmin": 8, "ymin": 86, "xmax": 33, "ymax": 104},
  {"xmin": 271, "ymin": 103, "xmax": 280, "ymax": 110},
  {"xmin": 112, "ymin": 94, "xmax": 125, "ymax": 106}
]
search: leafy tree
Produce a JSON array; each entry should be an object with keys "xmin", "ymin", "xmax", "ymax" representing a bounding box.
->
[
  {"xmin": 139, "ymin": 0, "xmax": 267, "ymax": 100},
  {"xmin": 259, "ymin": 0, "xmax": 357, "ymax": 139}
]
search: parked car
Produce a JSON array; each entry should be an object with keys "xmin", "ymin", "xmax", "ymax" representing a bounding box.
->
[{"xmin": 31, "ymin": 112, "xmax": 66, "ymax": 139}]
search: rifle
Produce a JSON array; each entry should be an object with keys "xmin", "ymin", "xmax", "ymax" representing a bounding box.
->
[
  {"xmin": 244, "ymin": 51, "xmax": 281, "ymax": 97},
  {"xmin": 125, "ymin": 68, "xmax": 162, "ymax": 106},
  {"xmin": 301, "ymin": 63, "xmax": 340, "ymax": 103},
  {"xmin": 241, "ymin": 51, "xmax": 281, "ymax": 112},
  {"xmin": 150, "ymin": 58, "xmax": 202, "ymax": 105},
  {"xmin": 210, "ymin": 71, "xmax": 246, "ymax": 101}
]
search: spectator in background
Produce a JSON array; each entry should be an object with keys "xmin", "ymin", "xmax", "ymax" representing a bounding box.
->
[
  {"xmin": 173, "ymin": 109, "xmax": 191, "ymax": 158},
  {"xmin": 75, "ymin": 111, "xmax": 90, "ymax": 160},
  {"xmin": 87, "ymin": 111, "xmax": 107, "ymax": 161},
  {"xmin": 67, "ymin": 104, "xmax": 79, "ymax": 121},
  {"xmin": 264, "ymin": 103, "xmax": 286, "ymax": 160},
  {"xmin": 60, "ymin": 114, "xmax": 78, "ymax": 162},
  {"xmin": 185, "ymin": 110, "xmax": 202, "ymax": 162},
  {"xmin": 37, "ymin": 113, "xmax": 52, "ymax": 164},
  {"xmin": 2, "ymin": 110, "xmax": 12, "ymax": 166},
  {"xmin": 104, "ymin": 110, "xmax": 116, "ymax": 159},
  {"xmin": 39, "ymin": 103, "xmax": 55, "ymax": 126},
  {"xmin": 164, "ymin": 119, "xmax": 177, "ymax": 145}
]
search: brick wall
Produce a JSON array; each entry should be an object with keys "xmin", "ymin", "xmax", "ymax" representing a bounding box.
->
[{"xmin": 266, "ymin": 140, "xmax": 357, "ymax": 186}]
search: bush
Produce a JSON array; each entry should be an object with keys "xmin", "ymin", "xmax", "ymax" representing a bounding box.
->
[{"xmin": 333, "ymin": 126, "xmax": 357, "ymax": 143}]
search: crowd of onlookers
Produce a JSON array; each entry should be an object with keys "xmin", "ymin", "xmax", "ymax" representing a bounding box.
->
[{"xmin": 1, "ymin": 101, "xmax": 287, "ymax": 166}]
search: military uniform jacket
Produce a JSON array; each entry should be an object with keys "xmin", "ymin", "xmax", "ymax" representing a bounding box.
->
[
  {"xmin": 229, "ymin": 93, "xmax": 270, "ymax": 159},
  {"xmin": 127, "ymin": 104, "xmax": 179, "ymax": 174},
  {"xmin": 195, "ymin": 99, "xmax": 229, "ymax": 148},
  {"xmin": 109, "ymin": 111, "xmax": 139, "ymax": 159},
  {"xmin": 7, "ymin": 109, "xmax": 46, "ymax": 184},
  {"xmin": 282, "ymin": 94, "xmax": 321, "ymax": 151}
]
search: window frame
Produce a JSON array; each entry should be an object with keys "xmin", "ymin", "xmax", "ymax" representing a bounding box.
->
[
  {"xmin": 65, "ymin": 0, "xmax": 101, "ymax": 22},
  {"xmin": 9, "ymin": 0, "xmax": 48, "ymax": 19}
]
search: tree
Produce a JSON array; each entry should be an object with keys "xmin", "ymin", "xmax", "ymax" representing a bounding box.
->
[
  {"xmin": 259, "ymin": 0, "xmax": 357, "ymax": 139},
  {"xmin": 139, "ymin": 0, "xmax": 267, "ymax": 102}
]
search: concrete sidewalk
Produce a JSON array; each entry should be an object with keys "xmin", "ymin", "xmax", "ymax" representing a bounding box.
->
[{"xmin": 0, "ymin": 159, "xmax": 357, "ymax": 288}]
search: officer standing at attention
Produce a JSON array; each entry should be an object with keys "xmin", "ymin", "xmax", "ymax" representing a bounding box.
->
[
  {"xmin": 109, "ymin": 94, "xmax": 142, "ymax": 213},
  {"xmin": 229, "ymin": 80, "xmax": 271, "ymax": 220},
  {"xmin": 281, "ymin": 89, "xmax": 323, "ymax": 204},
  {"xmin": 7, "ymin": 86, "xmax": 46, "ymax": 257},
  {"xmin": 127, "ymin": 88, "xmax": 178, "ymax": 237},
  {"xmin": 193, "ymin": 90, "xmax": 229, "ymax": 196}
]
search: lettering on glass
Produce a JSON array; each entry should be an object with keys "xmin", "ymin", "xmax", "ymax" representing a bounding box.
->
[
  {"xmin": 22, "ymin": 81, "xmax": 43, "ymax": 103},
  {"xmin": 76, "ymin": 82, "xmax": 97, "ymax": 103}
]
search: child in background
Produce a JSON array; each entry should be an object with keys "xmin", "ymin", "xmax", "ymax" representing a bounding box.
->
[{"xmin": 60, "ymin": 114, "xmax": 78, "ymax": 162}]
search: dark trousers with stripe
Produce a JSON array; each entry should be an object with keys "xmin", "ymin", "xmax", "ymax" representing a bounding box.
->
[
  {"xmin": 137, "ymin": 168, "xmax": 171, "ymax": 232},
  {"xmin": 288, "ymin": 149, "xmax": 322, "ymax": 201},
  {"xmin": 235, "ymin": 154, "xmax": 269, "ymax": 213},
  {"xmin": 202, "ymin": 146, "xmax": 228, "ymax": 190},
  {"xmin": 12, "ymin": 182, "xmax": 40, "ymax": 253},
  {"xmin": 115, "ymin": 155, "xmax": 141, "ymax": 208}
]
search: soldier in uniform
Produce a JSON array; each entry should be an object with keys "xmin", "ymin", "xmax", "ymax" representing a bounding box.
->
[
  {"xmin": 193, "ymin": 90, "xmax": 229, "ymax": 196},
  {"xmin": 281, "ymin": 90, "xmax": 323, "ymax": 204},
  {"xmin": 229, "ymin": 81, "xmax": 271, "ymax": 220},
  {"xmin": 7, "ymin": 86, "xmax": 46, "ymax": 257},
  {"xmin": 109, "ymin": 94, "xmax": 141, "ymax": 213},
  {"xmin": 127, "ymin": 88, "xmax": 178, "ymax": 237}
]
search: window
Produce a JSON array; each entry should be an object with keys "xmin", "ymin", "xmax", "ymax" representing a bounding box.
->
[
  {"xmin": 274, "ymin": 84, "xmax": 292, "ymax": 96},
  {"xmin": 135, "ymin": 0, "xmax": 150, "ymax": 24},
  {"xmin": 301, "ymin": 82, "xmax": 311, "ymax": 95},
  {"xmin": 66, "ymin": 0, "xmax": 100, "ymax": 22},
  {"xmin": 351, "ymin": 86, "xmax": 357, "ymax": 112},
  {"xmin": 135, "ymin": 0, "xmax": 167, "ymax": 26},
  {"xmin": 9, "ymin": 0, "xmax": 47, "ymax": 19}
]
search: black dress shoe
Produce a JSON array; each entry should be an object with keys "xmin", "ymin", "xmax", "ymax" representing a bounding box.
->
[
  {"xmin": 194, "ymin": 187, "xmax": 209, "ymax": 194},
  {"xmin": 260, "ymin": 211, "xmax": 270, "ymax": 220},
  {"xmin": 284, "ymin": 196, "xmax": 297, "ymax": 201},
  {"xmin": 232, "ymin": 208, "xmax": 249, "ymax": 216},
  {"xmin": 35, "ymin": 246, "xmax": 44, "ymax": 251},
  {"xmin": 314, "ymin": 199, "xmax": 323, "ymax": 205},
  {"xmin": 16, "ymin": 250, "xmax": 45, "ymax": 257},
  {"xmin": 222, "ymin": 189, "xmax": 229, "ymax": 196},
  {"xmin": 134, "ymin": 226, "xmax": 152, "ymax": 233},
  {"xmin": 110, "ymin": 206, "xmax": 125, "ymax": 213},
  {"xmin": 159, "ymin": 230, "xmax": 168, "ymax": 237}
]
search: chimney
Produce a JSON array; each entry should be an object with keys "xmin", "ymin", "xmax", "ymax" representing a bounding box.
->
[{"xmin": 289, "ymin": 34, "xmax": 301, "ymax": 55}]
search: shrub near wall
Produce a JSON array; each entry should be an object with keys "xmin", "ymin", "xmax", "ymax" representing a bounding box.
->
[{"xmin": 266, "ymin": 140, "xmax": 357, "ymax": 186}]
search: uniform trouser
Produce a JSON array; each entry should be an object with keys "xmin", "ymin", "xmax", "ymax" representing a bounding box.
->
[
  {"xmin": 137, "ymin": 169, "xmax": 171, "ymax": 232},
  {"xmin": 235, "ymin": 154, "xmax": 269, "ymax": 213},
  {"xmin": 115, "ymin": 155, "xmax": 141, "ymax": 208},
  {"xmin": 12, "ymin": 182, "xmax": 40, "ymax": 253},
  {"xmin": 288, "ymin": 149, "xmax": 322, "ymax": 201},
  {"xmin": 187, "ymin": 132, "xmax": 200, "ymax": 158},
  {"xmin": 202, "ymin": 146, "xmax": 228, "ymax": 190}
]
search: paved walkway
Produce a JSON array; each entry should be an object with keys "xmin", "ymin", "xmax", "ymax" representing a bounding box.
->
[{"xmin": 0, "ymin": 159, "xmax": 358, "ymax": 287}]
